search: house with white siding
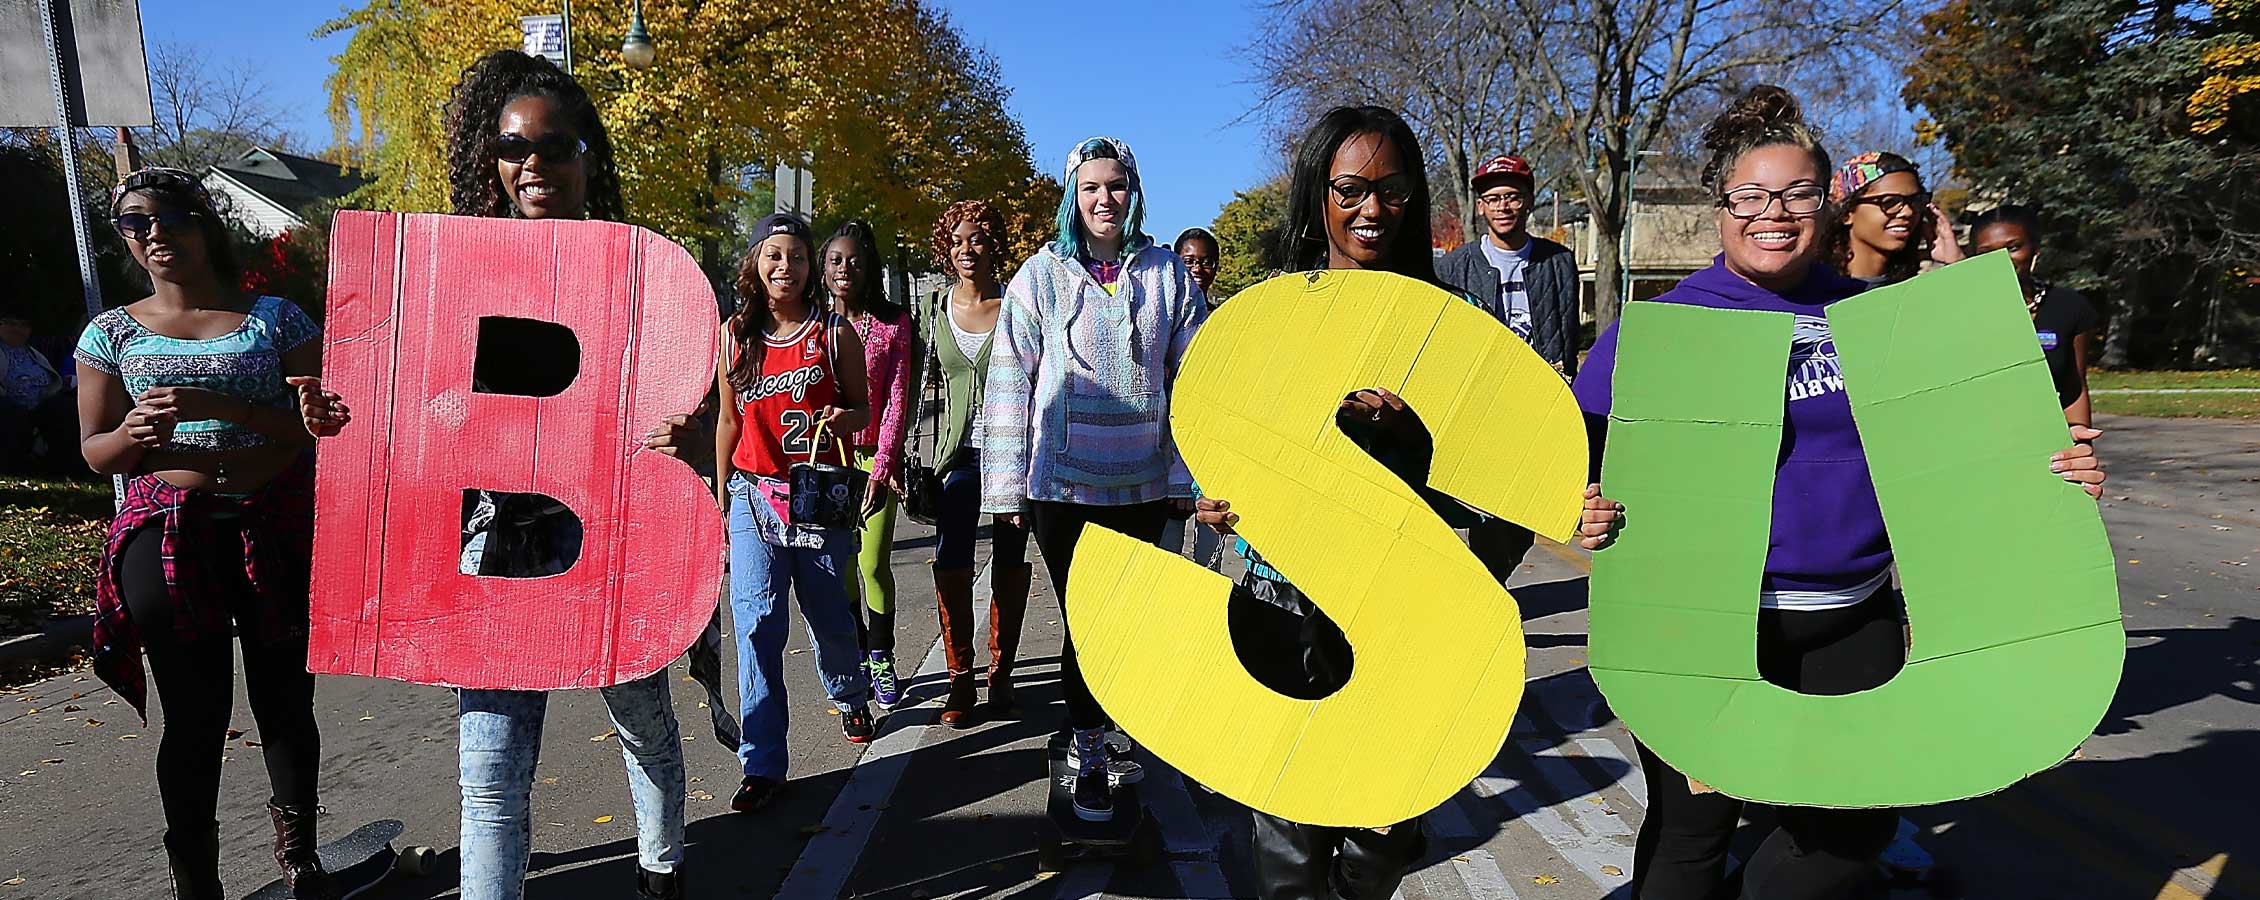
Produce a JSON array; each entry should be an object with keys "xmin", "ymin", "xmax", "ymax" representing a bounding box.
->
[{"xmin": 200, "ymin": 147, "xmax": 367, "ymax": 237}]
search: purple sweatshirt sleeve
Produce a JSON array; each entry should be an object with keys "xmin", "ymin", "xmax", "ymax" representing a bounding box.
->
[{"xmin": 1571, "ymin": 320, "xmax": 1620, "ymax": 418}]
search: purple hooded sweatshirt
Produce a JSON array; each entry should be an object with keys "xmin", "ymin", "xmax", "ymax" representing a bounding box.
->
[{"xmin": 1572, "ymin": 257, "xmax": 1893, "ymax": 596}]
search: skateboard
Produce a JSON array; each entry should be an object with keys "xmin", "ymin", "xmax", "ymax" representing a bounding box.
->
[
  {"xmin": 244, "ymin": 819, "xmax": 434, "ymax": 900},
  {"xmin": 1036, "ymin": 730, "xmax": 1157, "ymax": 872}
]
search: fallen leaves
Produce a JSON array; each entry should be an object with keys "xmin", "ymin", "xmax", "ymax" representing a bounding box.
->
[
  {"xmin": 1602, "ymin": 864, "xmax": 1624, "ymax": 876},
  {"xmin": 594, "ymin": 815, "xmax": 614, "ymax": 824},
  {"xmin": 592, "ymin": 730, "xmax": 617, "ymax": 742},
  {"xmin": 1533, "ymin": 873, "xmax": 1561, "ymax": 885}
]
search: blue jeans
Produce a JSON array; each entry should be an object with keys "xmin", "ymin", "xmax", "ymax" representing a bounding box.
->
[
  {"xmin": 727, "ymin": 475, "xmax": 870, "ymax": 779},
  {"xmin": 457, "ymin": 671, "xmax": 686, "ymax": 900}
]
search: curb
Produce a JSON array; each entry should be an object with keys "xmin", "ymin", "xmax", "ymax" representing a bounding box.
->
[{"xmin": 0, "ymin": 614, "xmax": 93, "ymax": 672}]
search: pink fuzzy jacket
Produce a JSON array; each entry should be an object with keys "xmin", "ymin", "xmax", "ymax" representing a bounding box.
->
[{"xmin": 851, "ymin": 306, "xmax": 915, "ymax": 487}]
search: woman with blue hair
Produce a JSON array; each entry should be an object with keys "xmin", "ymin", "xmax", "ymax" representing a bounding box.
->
[{"xmin": 976, "ymin": 136, "xmax": 1209, "ymax": 824}]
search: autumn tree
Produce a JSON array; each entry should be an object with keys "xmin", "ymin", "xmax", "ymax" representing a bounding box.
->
[
  {"xmin": 1909, "ymin": 0, "xmax": 2260, "ymax": 367},
  {"xmin": 319, "ymin": 0, "xmax": 1043, "ymax": 281},
  {"xmin": 806, "ymin": 3, "xmax": 1056, "ymax": 274}
]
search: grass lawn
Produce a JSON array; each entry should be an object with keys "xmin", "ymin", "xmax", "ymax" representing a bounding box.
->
[
  {"xmin": 2088, "ymin": 369, "xmax": 2260, "ymax": 419},
  {"xmin": 0, "ymin": 476, "xmax": 112, "ymax": 630},
  {"xmin": 2094, "ymin": 392, "xmax": 2260, "ymax": 419},
  {"xmin": 2088, "ymin": 369, "xmax": 2260, "ymax": 390}
]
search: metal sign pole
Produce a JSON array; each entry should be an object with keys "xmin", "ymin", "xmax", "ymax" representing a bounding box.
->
[{"xmin": 40, "ymin": 0, "xmax": 103, "ymax": 324}]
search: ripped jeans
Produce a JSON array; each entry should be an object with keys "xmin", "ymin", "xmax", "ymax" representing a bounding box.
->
[{"xmin": 456, "ymin": 672, "xmax": 686, "ymax": 900}]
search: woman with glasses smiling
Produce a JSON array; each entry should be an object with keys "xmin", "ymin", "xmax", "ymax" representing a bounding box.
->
[
  {"xmin": 76, "ymin": 166, "xmax": 338, "ymax": 900},
  {"xmin": 295, "ymin": 49, "xmax": 699, "ymax": 900},
  {"xmin": 1571, "ymin": 85, "xmax": 2106, "ymax": 900},
  {"xmin": 1193, "ymin": 105, "xmax": 1625, "ymax": 900}
]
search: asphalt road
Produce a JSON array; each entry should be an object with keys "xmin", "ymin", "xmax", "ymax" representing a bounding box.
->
[{"xmin": 0, "ymin": 412, "xmax": 2252, "ymax": 900}]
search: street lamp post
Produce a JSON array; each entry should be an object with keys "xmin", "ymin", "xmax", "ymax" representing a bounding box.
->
[
  {"xmin": 621, "ymin": 0, "xmax": 656, "ymax": 70},
  {"xmin": 1623, "ymin": 149, "xmax": 1664, "ymax": 305}
]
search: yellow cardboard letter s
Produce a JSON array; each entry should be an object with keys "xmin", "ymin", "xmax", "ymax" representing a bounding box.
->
[{"xmin": 1065, "ymin": 270, "xmax": 1588, "ymax": 827}]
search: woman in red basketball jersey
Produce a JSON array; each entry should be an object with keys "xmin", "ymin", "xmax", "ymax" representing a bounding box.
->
[{"xmin": 713, "ymin": 213, "xmax": 877, "ymax": 814}]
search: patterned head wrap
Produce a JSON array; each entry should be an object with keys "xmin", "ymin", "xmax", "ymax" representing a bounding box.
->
[
  {"xmin": 109, "ymin": 166, "xmax": 215, "ymax": 214},
  {"xmin": 1830, "ymin": 151, "xmax": 1918, "ymax": 203},
  {"xmin": 1064, "ymin": 136, "xmax": 1139, "ymax": 184}
]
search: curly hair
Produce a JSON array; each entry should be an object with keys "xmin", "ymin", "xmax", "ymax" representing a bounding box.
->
[
  {"xmin": 1698, "ymin": 85, "xmax": 1832, "ymax": 202},
  {"xmin": 930, "ymin": 199, "xmax": 1008, "ymax": 275},
  {"xmin": 443, "ymin": 49, "xmax": 623, "ymax": 221}
]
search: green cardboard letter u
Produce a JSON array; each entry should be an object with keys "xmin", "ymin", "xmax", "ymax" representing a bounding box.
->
[{"xmin": 1589, "ymin": 255, "xmax": 2123, "ymax": 808}]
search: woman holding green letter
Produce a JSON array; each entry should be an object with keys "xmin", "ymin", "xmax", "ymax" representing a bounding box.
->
[{"xmin": 1571, "ymin": 85, "xmax": 2107, "ymax": 899}]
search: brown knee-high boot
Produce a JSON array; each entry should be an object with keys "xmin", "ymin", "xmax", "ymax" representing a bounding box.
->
[
  {"xmin": 985, "ymin": 562, "xmax": 1033, "ymax": 715},
  {"xmin": 933, "ymin": 567, "xmax": 980, "ymax": 728}
]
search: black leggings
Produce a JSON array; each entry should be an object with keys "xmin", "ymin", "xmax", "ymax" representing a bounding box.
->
[
  {"xmin": 1629, "ymin": 590, "xmax": 1905, "ymax": 900},
  {"xmin": 1027, "ymin": 500, "xmax": 1171, "ymax": 731},
  {"xmin": 119, "ymin": 524, "xmax": 321, "ymax": 836}
]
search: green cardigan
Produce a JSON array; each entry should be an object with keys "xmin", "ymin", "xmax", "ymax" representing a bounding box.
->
[{"xmin": 924, "ymin": 288, "xmax": 994, "ymax": 475}]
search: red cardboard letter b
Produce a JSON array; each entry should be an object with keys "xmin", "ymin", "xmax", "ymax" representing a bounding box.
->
[{"xmin": 309, "ymin": 212, "xmax": 722, "ymax": 690}]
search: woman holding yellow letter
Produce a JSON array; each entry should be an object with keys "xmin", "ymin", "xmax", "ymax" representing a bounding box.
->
[
  {"xmin": 1193, "ymin": 104, "xmax": 1624, "ymax": 900},
  {"xmin": 1571, "ymin": 85, "xmax": 2107, "ymax": 900}
]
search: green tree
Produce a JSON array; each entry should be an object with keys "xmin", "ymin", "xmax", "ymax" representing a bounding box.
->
[
  {"xmin": 1907, "ymin": 0, "xmax": 2260, "ymax": 367},
  {"xmin": 1208, "ymin": 176, "xmax": 1288, "ymax": 299}
]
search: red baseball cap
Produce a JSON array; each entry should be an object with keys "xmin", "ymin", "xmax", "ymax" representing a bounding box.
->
[{"xmin": 1472, "ymin": 155, "xmax": 1535, "ymax": 189}]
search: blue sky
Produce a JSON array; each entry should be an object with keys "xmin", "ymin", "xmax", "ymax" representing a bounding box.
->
[{"xmin": 140, "ymin": 0, "xmax": 1277, "ymax": 242}]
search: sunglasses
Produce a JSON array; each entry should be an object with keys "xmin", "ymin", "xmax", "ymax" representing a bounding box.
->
[
  {"xmin": 489, "ymin": 133, "xmax": 588, "ymax": 164},
  {"xmin": 1850, "ymin": 191, "xmax": 1933, "ymax": 216},
  {"xmin": 112, "ymin": 210, "xmax": 200, "ymax": 240},
  {"xmin": 1330, "ymin": 175, "xmax": 1414, "ymax": 211}
]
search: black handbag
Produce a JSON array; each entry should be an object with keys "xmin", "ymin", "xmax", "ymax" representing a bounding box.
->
[
  {"xmin": 899, "ymin": 299, "xmax": 946, "ymax": 525},
  {"xmin": 787, "ymin": 419, "xmax": 867, "ymax": 530}
]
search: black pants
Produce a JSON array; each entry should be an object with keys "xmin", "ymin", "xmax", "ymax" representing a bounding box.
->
[
  {"xmin": 119, "ymin": 523, "xmax": 321, "ymax": 839},
  {"xmin": 1230, "ymin": 584, "xmax": 1425, "ymax": 899},
  {"xmin": 1466, "ymin": 518, "xmax": 1536, "ymax": 586},
  {"xmin": 1026, "ymin": 500, "xmax": 1171, "ymax": 731},
  {"xmin": 1629, "ymin": 590, "xmax": 1905, "ymax": 900}
]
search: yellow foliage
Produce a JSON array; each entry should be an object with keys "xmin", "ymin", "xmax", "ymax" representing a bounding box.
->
[
  {"xmin": 2191, "ymin": 0, "xmax": 2260, "ymax": 135},
  {"xmin": 319, "ymin": 0, "xmax": 1050, "ymax": 266}
]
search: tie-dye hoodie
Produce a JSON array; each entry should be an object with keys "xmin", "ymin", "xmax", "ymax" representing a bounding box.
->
[{"xmin": 977, "ymin": 240, "xmax": 1209, "ymax": 513}]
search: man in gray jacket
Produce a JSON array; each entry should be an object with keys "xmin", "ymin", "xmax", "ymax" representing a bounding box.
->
[
  {"xmin": 1436, "ymin": 155, "xmax": 1580, "ymax": 375},
  {"xmin": 1435, "ymin": 154, "xmax": 1581, "ymax": 583}
]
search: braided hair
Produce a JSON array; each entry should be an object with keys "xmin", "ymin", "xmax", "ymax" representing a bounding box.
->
[
  {"xmin": 442, "ymin": 49, "xmax": 623, "ymax": 221},
  {"xmin": 822, "ymin": 219, "xmax": 906, "ymax": 321}
]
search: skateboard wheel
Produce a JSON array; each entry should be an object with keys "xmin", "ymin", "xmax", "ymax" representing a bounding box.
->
[{"xmin": 398, "ymin": 845, "xmax": 435, "ymax": 876}]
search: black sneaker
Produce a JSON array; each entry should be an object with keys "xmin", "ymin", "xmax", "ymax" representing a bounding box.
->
[
  {"xmin": 730, "ymin": 775, "xmax": 782, "ymax": 813},
  {"xmin": 841, "ymin": 705, "xmax": 876, "ymax": 743},
  {"xmin": 1073, "ymin": 765, "xmax": 1115, "ymax": 822},
  {"xmin": 1071, "ymin": 729, "xmax": 1115, "ymax": 822},
  {"xmin": 636, "ymin": 866, "xmax": 683, "ymax": 899}
]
